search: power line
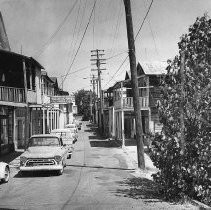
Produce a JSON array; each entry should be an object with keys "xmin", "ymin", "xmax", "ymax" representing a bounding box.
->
[
  {"xmin": 34, "ymin": 0, "xmax": 78, "ymax": 58},
  {"xmin": 67, "ymin": 0, "xmax": 82, "ymax": 58},
  {"xmin": 143, "ymin": 0, "xmax": 160, "ymax": 59},
  {"xmin": 103, "ymin": 55, "xmax": 128, "ymax": 88},
  {"xmin": 135, "ymin": 0, "xmax": 154, "ymax": 40},
  {"xmin": 109, "ymin": 0, "xmax": 123, "ymax": 58},
  {"xmin": 69, "ymin": 0, "xmax": 88, "ymax": 63},
  {"xmin": 61, "ymin": 0, "xmax": 97, "ymax": 87},
  {"xmin": 60, "ymin": 65, "xmax": 91, "ymax": 78},
  {"xmin": 103, "ymin": 0, "xmax": 154, "ymax": 88},
  {"xmin": 59, "ymin": 51, "xmax": 127, "ymax": 79},
  {"xmin": 107, "ymin": 50, "xmax": 127, "ymax": 60},
  {"xmin": 92, "ymin": 0, "xmax": 96, "ymax": 49}
]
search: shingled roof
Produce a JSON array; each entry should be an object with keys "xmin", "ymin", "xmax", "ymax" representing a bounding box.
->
[
  {"xmin": 126, "ymin": 61, "xmax": 168, "ymax": 79},
  {"xmin": 138, "ymin": 62, "xmax": 167, "ymax": 75}
]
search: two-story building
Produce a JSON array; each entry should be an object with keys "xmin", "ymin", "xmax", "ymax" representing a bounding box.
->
[
  {"xmin": 0, "ymin": 12, "xmax": 76, "ymax": 155},
  {"xmin": 102, "ymin": 61, "xmax": 166, "ymax": 146},
  {"xmin": 0, "ymin": 49, "xmax": 44, "ymax": 152}
]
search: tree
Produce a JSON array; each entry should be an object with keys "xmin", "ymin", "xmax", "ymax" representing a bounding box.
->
[
  {"xmin": 149, "ymin": 14, "xmax": 211, "ymax": 205},
  {"xmin": 74, "ymin": 89, "xmax": 91, "ymax": 121}
]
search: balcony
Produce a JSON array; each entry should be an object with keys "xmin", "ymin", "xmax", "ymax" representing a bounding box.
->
[
  {"xmin": 114, "ymin": 97, "xmax": 149, "ymax": 110},
  {"xmin": 0, "ymin": 86, "xmax": 26, "ymax": 103}
]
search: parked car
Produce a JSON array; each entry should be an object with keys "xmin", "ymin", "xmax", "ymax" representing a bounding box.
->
[
  {"xmin": 65, "ymin": 124, "xmax": 78, "ymax": 139},
  {"xmin": 0, "ymin": 162, "xmax": 10, "ymax": 183},
  {"xmin": 50, "ymin": 128, "xmax": 75, "ymax": 156},
  {"xmin": 65, "ymin": 123, "xmax": 78, "ymax": 133},
  {"xmin": 20, "ymin": 134, "xmax": 69, "ymax": 175}
]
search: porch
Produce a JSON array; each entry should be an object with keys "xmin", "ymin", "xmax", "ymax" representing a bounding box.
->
[{"xmin": 114, "ymin": 96, "xmax": 149, "ymax": 110}]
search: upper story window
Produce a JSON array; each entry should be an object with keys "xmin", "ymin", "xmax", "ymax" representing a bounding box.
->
[{"xmin": 26, "ymin": 65, "xmax": 36, "ymax": 91}]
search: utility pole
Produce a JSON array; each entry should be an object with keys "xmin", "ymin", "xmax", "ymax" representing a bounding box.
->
[
  {"xmin": 23, "ymin": 59, "xmax": 29, "ymax": 150},
  {"xmin": 91, "ymin": 74, "xmax": 97, "ymax": 123},
  {"xmin": 123, "ymin": 0, "xmax": 145, "ymax": 169},
  {"xmin": 89, "ymin": 89, "xmax": 93, "ymax": 122},
  {"xmin": 91, "ymin": 49, "xmax": 106, "ymax": 134}
]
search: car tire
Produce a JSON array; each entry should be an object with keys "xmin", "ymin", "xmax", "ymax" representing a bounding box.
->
[{"xmin": 2, "ymin": 166, "xmax": 10, "ymax": 183}]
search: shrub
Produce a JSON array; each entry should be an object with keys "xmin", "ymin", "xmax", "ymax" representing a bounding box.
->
[{"xmin": 149, "ymin": 14, "xmax": 211, "ymax": 205}]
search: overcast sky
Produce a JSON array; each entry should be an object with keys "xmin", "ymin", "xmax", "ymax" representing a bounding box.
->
[{"xmin": 1, "ymin": 0, "xmax": 211, "ymax": 92}]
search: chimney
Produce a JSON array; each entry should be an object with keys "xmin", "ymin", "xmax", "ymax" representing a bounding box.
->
[{"xmin": 0, "ymin": 12, "xmax": 11, "ymax": 51}]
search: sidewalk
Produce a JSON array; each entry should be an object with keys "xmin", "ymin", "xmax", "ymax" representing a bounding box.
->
[{"xmin": 122, "ymin": 145, "xmax": 158, "ymax": 180}]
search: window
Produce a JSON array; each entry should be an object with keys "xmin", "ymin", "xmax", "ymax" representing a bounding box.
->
[{"xmin": 28, "ymin": 137, "xmax": 60, "ymax": 147}]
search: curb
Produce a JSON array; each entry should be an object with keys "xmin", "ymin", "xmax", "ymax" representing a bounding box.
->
[{"xmin": 190, "ymin": 199, "xmax": 211, "ymax": 210}]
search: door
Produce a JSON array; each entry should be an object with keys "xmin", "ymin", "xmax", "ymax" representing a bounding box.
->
[{"xmin": 16, "ymin": 119, "xmax": 25, "ymax": 149}]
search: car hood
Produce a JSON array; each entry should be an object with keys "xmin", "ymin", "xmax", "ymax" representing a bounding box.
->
[{"xmin": 22, "ymin": 146, "xmax": 64, "ymax": 158}]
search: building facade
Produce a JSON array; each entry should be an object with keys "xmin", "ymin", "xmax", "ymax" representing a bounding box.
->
[{"xmin": 101, "ymin": 62, "xmax": 167, "ymax": 146}]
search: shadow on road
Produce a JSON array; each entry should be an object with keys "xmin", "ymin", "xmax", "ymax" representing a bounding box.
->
[
  {"xmin": 14, "ymin": 170, "xmax": 60, "ymax": 178},
  {"xmin": 0, "ymin": 151, "xmax": 23, "ymax": 164},
  {"xmin": 89, "ymin": 140, "xmax": 120, "ymax": 148},
  {"xmin": 85, "ymin": 123, "xmax": 121, "ymax": 148},
  {"xmin": 115, "ymin": 177, "xmax": 163, "ymax": 201}
]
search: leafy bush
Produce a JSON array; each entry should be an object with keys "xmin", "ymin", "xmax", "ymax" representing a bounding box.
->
[{"xmin": 149, "ymin": 14, "xmax": 211, "ymax": 205}]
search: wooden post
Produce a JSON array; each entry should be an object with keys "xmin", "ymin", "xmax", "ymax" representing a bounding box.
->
[
  {"xmin": 42, "ymin": 108, "xmax": 45, "ymax": 134},
  {"xmin": 123, "ymin": 0, "xmax": 145, "ymax": 169},
  {"xmin": 121, "ymin": 82, "xmax": 125, "ymax": 147},
  {"xmin": 23, "ymin": 59, "xmax": 29, "ymax": 150}
]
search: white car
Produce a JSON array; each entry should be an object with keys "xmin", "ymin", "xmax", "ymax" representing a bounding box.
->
[
  {"xmin": 0, "ymin": 162, "xmax": 10, "ymax": 183},
  {"xmin": 20, "ymin": 134, "xmax": 69, "ymax": 175},
  {"xmin": 50, "ymin": 128, "xmax": 75, "ymax": 157},
  {"xmin": 65, "ymin": 123, "xmax": 78, "ymax": 133},
  {"xmin": 65, "ymin": 124, "xmax": 78, "ymax": 139}
]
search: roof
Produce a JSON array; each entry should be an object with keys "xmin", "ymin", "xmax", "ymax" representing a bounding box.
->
[
  {"xmin": 0, "ymin": 49, "xmax": 44, "ymax": 69},
  {"xmin": 137, "ymin": 62, "xmax": 167, "ymax": 75},
  {"xmin": 50, "ymin": 77, "xmax": 57, "ymax": 83},
  {"xmin": 0, "ymin": 12, "xmax": 11, "ymax": 51},
  {"xmin": 41, "ymin": 71, "xmax": 54, "ymax": 83}
]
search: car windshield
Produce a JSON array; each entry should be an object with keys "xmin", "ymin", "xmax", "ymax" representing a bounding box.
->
[{"xmin": 28, "ymin": 137, "xmax": 60, "ymax": 147}]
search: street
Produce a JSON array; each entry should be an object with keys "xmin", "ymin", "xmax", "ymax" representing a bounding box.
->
[{"xmin": 0, "ymin": 122, "xmax": 197, "ymax": 210}]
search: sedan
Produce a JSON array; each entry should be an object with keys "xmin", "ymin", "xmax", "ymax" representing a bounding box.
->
[
  {"xmin": 20, "ymin": 134, "xmax": 68, "ymax": 175},
  {"xmin": 65, "ymin": 124, "xmax": 78, "ymax": 139},
  {"xmin": 50, "ymin": 128, "xmax": 75, "ymax": 157}
]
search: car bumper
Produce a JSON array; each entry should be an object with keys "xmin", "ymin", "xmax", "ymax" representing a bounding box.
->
[{"xmin": 20, "ymin": 165, "xmax": 63, "ymax": 171}]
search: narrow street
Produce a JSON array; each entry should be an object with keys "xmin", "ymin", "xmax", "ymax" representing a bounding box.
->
[{"xmin": 0, "ymin": 122, "xmax": 197, "ymax": 210}]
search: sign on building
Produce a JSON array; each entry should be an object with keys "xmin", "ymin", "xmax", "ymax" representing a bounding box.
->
[{"xmin": 50, "ymin": 96, "xmax": 73, "ymax": 104}]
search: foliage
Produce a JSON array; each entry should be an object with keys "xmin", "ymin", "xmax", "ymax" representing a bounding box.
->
[
  {"xmin": 149, "ymin": 14, "xmax": 211, "ymax": 205},
  {"xmin": 74, "ymin": 89, "xmax": 92, "ymax": 121}
]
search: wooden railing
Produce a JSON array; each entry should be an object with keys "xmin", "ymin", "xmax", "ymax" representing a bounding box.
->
[
  {"xmin": 114, "ymin": 97, "xmax": 149, "ymax": 109},
  {"xmin": 0, "ymin": 86, "xmax": 26, "ymax": 103}
]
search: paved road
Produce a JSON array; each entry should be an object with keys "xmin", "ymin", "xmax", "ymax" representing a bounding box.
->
[{"xmin": 0, "ymin": 122, "xmax": 197, "ymax": 210}]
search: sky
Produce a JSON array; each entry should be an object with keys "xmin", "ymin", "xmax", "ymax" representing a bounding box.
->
[{"xmin": 1, "ymin": 0, "xmax": 211, "ymax": 93}]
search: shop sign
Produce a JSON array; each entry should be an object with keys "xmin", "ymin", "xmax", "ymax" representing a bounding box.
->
[{"xmin": 50, "ymin": 96, "xmax": 73, "ymax": 104}]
